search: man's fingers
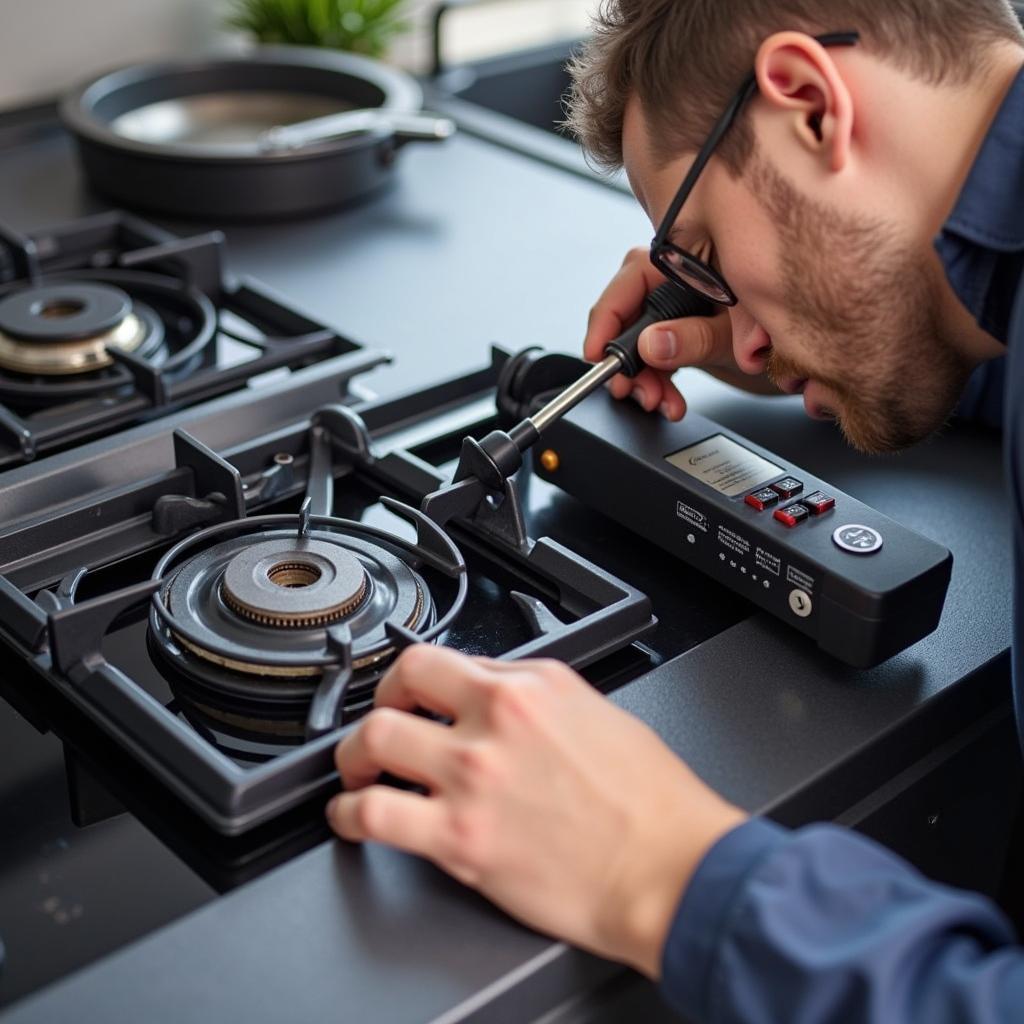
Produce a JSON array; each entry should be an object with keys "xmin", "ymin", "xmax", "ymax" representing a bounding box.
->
[
  {"xmin": 627, "ymin": 369, "xmax": 688, "ymax": 419},
  {"xmin": 336, "ymin": 706, "xmax": 454, "ymax": 790},
  {"xmin": 607, "ymin": 374, "xmax": 633, "ymax": 400},
  {"xmin": 658, "ymin": 378, "xmax": 688, "ymax": 421},
  {"xmin": 327, "ymin": 785, "xmax": 443, "ymax": 853},
  {"xmin": 637, "ymin": 314, "xmax": 728, "ymax": 372},
  {"xmin": 585, "ymin": 301, "xmax": 633, "ymax": 364},
  {"xmin": 583, "ymin": 248, "xmax": 664, "ymax": 362},
  {"xmin": 628, "ymin": 368, "xmax": 664, "ymax": 413},
  {"xmin": 374, "ymin": 644, "xmax": 490, "ymax": 717}
]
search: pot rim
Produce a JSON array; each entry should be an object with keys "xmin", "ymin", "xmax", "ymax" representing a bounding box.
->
[{"xmin": 59, "ymin": 45, "xmax": 424, "ymax": 165}]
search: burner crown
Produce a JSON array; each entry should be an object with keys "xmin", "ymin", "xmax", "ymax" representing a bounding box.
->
[{"xmin": 220, "ymin": 537, "xmax": 368, "ymax": 629}]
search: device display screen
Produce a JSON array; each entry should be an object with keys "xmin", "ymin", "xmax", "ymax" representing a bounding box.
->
[{"xmin": 665, "ymin": 434, "xmax": 782, "ymax": 497}]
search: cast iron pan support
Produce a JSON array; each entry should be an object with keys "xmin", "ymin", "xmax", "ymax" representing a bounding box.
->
[
  {"xmin": 306, "ymin": 624, "xmax": 354, "ymax": 740},
  {"xmin": 48, "ymin": 580, "xmax": 163, "ymax": 679},
  {"xmin": 421, "ymin": 283, "xmax": 715, "ymax": 545},
  {"xmin": 300, "ymin": 495, "xmax": 469, "ymax": 740},
  {"xmin": 294, "ymin": 412, "xmax": 470, "ymax": 738},
  {"xmin": 153, "ymin": 430, "xmax": 247, "ymax": 535}
]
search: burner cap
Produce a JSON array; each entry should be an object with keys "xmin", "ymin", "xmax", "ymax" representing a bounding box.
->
[
  {"xmin": 0, "ymin": 281, "xmax": 149, "ymax": 375},
  {"xmin": 220, "ymin": 538, "xmax": 368, "ymax": 628},
  {"xmin": 0, "ymin": 283, "xmax": 132, "ymax": 342}
]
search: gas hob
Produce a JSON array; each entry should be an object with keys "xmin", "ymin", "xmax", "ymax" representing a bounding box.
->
[{"xmin": 0, "ymin": 213, "xmax": 755, "ymax": 1008}]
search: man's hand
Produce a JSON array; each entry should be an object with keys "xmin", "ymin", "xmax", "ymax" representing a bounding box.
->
[
  {"xmin": 327, "ymin": 645, "xmax": 747, "ymax": 978},
  {"xmin": 584, "ymin": 247, "xmax": 765, "ymax": 420}
]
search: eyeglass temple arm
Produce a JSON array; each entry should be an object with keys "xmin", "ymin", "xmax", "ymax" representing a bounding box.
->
[{"xmin": 653, "ymin": 30, "xmax": 859, "ymax": 247}]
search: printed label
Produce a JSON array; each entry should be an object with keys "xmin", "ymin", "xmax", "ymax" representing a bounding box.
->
[
  {"xmin": 755, "ymin": 547, "xmax": 782, "ymax": 576},
  {"xmin": 676, "ymin": 501, "xmax": 709, "ymax": 533},
  {"xmin": 717, "ymin": 526, "xmax": 751, "ymax": 555},
  {"xmin": 786, "ymin": 565, "xmax": 816, "ymax": 592},
  {"xmin": 665, "ymin": 434, "xmax": 783, "ymax": 497}
]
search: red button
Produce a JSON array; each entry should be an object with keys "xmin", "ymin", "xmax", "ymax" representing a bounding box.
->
[
  {"xmin": 799, "ymin": 491, "xmax": 836, "ymax": 516},
  {"xmin": 774, "ymin": 504, "xmax": 809, "ymax": 527},
  {"xmin": 745, "ymin": 488, "xmax": 779, "ymax": 511}
]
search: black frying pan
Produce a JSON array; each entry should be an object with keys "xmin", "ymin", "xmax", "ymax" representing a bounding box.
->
[{"xmin": 60, "ymin": 47, "xmax": 454, "ymax": 222}]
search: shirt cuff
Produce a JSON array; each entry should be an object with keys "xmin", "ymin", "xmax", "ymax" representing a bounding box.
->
[{"xmin": 659, "ymin": 817, "xmax": 790, "ymax": 1020}]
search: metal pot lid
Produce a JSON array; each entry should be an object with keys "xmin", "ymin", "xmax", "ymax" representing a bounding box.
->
[{"xmin": 59, "ymin": 46, "xmax": 425, "ymax": 162}]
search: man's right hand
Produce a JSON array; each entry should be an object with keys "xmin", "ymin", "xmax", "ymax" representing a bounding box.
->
[{"xmin": 583, "ymin": 247, "xmax": 749, "ymax": 420}]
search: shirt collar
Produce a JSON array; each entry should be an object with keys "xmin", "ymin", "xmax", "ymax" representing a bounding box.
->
[{"xmin": 943, "ymin": 64, "xmax": 1024, "ymax": 253}]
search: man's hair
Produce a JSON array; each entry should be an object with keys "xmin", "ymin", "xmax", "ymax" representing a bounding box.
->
[{"xmin": 565, "ymin": 0, "xmax": 1024, "ymax": 173}]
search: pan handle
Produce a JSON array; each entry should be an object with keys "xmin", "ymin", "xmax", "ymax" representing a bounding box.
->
[
  {"xmin": 258, "ymin": 109, "xmax": 455, "ymax": 152},
  {"xmin": 388, "ymin": 112, "xmax": 458, "ymax": 143}
]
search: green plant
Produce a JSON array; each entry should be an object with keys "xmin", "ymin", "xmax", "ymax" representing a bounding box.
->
[{"xmin": 227, "ymin": 0, "xmax": 411, "ymax": 59}]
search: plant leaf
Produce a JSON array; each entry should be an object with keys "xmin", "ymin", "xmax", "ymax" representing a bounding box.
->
[{"xmin": 227, "ymin": 0, "xmax": 410, "ymax": 55}]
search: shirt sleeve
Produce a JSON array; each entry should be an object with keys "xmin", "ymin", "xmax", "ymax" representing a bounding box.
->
[{"xmin": 660, "ymin": 818, "xmax": 1024, "ymax": 1024}]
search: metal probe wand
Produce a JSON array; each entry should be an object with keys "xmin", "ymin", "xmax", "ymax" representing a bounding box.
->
[
  {"xmin": 422, "ymin": 281, "xmax": 716, "ymax": 526},
  {"xmin": 419, "ymin": 282, "xmax": 716, "ymax": 520},
  {"xmin": 505, "ymin": 282, "xmax": 717, "ymax": 461}
]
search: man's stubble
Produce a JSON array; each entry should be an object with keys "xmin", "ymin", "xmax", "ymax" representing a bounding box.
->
[{"xmin": 750, "ymin": 157, "xmax": 971, "ymax": 454}]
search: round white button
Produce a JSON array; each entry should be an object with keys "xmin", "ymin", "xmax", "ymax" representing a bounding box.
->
[
  {"xmin": 832, "ymin": 524, "xmax": 883, "ymax": 555},
  {"xmin": 788, "ymin": 588, "xmax": 813, "ymax": 617}
]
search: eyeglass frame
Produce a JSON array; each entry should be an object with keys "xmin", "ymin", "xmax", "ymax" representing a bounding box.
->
[{"xmin": 649, "ymin": 30, "xmax": 861, "ymax": 306}]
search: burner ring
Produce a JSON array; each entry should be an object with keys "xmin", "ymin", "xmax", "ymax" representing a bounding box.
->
[
  {"xmin": 0, "ymin": 311, "xmax": 150, "ymax": 375},
  {"xmin": 219, "ymin": 538, "xmax": 369, "ymax": 629},
  {"xmin": 169, "ymin": 577, "xmax": 423, "ymax": 679}
]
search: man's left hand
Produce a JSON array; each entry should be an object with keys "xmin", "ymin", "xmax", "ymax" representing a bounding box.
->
[{"xmin": 327, "ymin": 644, "xmax": 747, "ymax": 977}]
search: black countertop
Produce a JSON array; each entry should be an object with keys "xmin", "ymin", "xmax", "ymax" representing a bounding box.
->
[{"xmin": 0, "ymin": 111, "xmax": 1013, "ymax": 1022}]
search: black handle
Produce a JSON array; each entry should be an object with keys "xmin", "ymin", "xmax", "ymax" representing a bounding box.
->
[
  {"xmin": 432, "ymin": 0, "xmax": 493, "ymax": 76},
  {"xmin": 603, "ymin": 282, "xmax": 717, "ymax": 378}
]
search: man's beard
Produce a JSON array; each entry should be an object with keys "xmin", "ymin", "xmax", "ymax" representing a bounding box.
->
[{"xmin": 749, "ymin": 157, "xmax": 971, "ymax": 454}]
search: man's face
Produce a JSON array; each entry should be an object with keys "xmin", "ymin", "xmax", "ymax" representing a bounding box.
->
[{"xmin": 623, "ymin": 101, "xmax": 972, "ymax": 454}]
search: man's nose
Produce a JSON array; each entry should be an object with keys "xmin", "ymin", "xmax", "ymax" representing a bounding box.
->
[{"xmin": 729, "ymin": 307, "xmax": 773, "ymax": 375}]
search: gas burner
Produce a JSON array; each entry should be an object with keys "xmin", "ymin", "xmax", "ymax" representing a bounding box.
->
[
  {"xmin": 0, "ymin": 268, "xmax": 214, "ymax": 407},
  {"xmin": 0, "ymin": 281, "xmax": 162, "ymax": 375},
  {"xmin": 0, "ymin": 212, "xmax": 374, "ymax": 467},
  {"xmin": 147, "ymin": 500, "xmax": 468, "ymax": 737}
]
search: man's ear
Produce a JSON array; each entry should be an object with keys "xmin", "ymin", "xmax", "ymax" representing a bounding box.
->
[{"xmin": 754, "ymin": 31, "xmax": 854, "ymax": 172}]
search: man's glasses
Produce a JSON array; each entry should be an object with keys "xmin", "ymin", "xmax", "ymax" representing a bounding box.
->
[{"xmin": 649, "ymin": 31, "xmax": 860, "ymax": 306}]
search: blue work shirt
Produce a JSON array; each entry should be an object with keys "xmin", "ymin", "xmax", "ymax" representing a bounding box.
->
[{"xmin": 660, "ymin": 67, "xmax": 1024, "ymax": 1022}]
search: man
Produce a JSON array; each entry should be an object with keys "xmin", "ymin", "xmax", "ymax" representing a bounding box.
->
[{"xmin": 325, "ymin": 1, "xmax": 1024, "ymax": 1019}]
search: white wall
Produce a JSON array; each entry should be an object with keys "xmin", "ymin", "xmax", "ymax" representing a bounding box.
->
[
  {"xmin": 0, "ymin": 0, "xmax": 593, "ymax": 111},
  {"xmin": 0, "ymin": 0, "xmax": 224, "ymax": 110},
  {"xmin": 395, "ymin": 0, "xmax": 592, "ymax": 72}
]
